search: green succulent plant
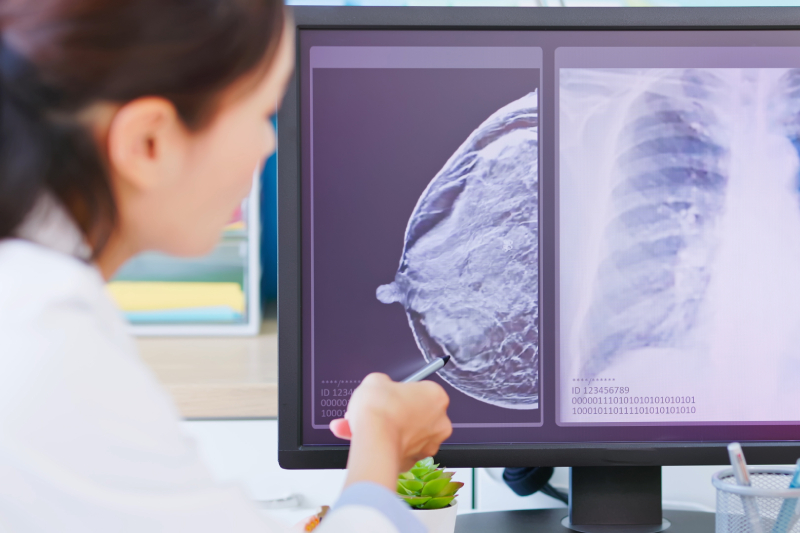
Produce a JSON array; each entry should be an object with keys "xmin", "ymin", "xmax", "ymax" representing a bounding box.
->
[{"xmin": 396, "ymin": 457, "xmax": 464, "ymax": 510}]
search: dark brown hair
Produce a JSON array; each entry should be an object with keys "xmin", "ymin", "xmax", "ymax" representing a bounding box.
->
[{"xmin": 0, "ymin": 0, "xmax": 285, "ymax": 253}]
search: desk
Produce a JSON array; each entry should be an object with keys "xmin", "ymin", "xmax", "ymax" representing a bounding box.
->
[
  {"xmin": 456, "ymin": 509, "xmax": 714, "ymax": 533},
  {"xmin": 137, "ymin": 319, "xmax": 278, "ymax": 419}
]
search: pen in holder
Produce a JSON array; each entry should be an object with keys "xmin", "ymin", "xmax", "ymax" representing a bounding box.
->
[{"xmin": 714, "ymin": 468, "xmax": 800, "ymax": 533}]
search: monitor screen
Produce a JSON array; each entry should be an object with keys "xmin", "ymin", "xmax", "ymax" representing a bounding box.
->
[{"xmin": 290, "ymin": 18, "xmax": 800, "ymax": 450}]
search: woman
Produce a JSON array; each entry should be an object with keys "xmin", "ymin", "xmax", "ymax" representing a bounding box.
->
[{"xmin": 0, "ymin": 1, "xmax": 452, "ymax": 531}]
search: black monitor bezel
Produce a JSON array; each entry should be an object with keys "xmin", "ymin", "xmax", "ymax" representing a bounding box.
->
[{"xmin": 278, "ymin": 5, "xmax": 800, "ymax": 470}]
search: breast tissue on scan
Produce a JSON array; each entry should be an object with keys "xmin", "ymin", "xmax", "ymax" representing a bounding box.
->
[{"xmin": 376, "ymin": 91, "xmax": 539, "ymax": 410}]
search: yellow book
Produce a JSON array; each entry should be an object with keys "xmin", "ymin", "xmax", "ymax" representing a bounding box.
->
[
  {"xmin": 224, "ymin": 221, "xmax": 246, "ymax": 232},
  {"xmin": 107, "ymin": 282, "xmax": 245, "ymax": 313}
]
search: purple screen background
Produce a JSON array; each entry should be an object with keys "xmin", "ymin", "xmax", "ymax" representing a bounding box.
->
[
  {"xmin": 304, "ymin": 66, "xmax": 542, "ymax": 445},
  {"xmin": 300, "ymin": 29, "xmax": 800, "ymax": 446}
]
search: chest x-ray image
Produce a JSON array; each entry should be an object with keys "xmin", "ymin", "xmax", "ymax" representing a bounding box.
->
[
  {"xmin": 560, "ymin": 68, "xmax": 800, "ymax": 422},
  {"xmin": 376, "ymin": 91, "xmax": 540, "ymax": 410}
]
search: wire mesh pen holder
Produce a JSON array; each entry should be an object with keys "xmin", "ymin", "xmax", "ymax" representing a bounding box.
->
[{"xmin": 713, "ymin": 468, "xmax": 800, "ymax": 533}]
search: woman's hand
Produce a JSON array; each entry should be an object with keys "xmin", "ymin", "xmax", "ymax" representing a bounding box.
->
[{"xmin": 330, "ymin": 373, "xmax": 452, "ymax": 492}]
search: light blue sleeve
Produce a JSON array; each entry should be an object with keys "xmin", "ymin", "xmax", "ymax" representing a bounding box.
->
[{"xmin": 332, "ymin": 482, "xmax": 426, "ymax": 533}]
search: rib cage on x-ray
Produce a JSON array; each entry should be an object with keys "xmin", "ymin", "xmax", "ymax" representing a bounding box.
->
[
  {"xmin": 578, "ymin": 69, "xmax": 732, "ymax": 377},
  {"xmin": 573, "ymin": 68, "xmax": 800, "ymax": 378}
]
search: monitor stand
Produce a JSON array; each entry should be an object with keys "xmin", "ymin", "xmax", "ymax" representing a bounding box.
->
[{"xmin": 456, "ymin": 466, "xmax": 714, "ymax": 533}]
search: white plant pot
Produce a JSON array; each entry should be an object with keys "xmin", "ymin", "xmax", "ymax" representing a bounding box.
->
[{"xmin": 411, "ymin": 500, "xmax": 458, "ymax": 533}]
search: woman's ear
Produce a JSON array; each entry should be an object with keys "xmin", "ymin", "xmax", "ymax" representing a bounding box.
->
[{"xmin": 105, "ymin": 97, "xmax": 187, "ymax": 192}]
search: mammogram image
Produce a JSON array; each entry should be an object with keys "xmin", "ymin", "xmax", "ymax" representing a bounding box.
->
[
  {"xmin": 376, "ymin": 91, "xmax": 539, "ymax": 409},
  {"xmin": 562, "ymin": 68, "xmax": 800, "ymax": 379}
]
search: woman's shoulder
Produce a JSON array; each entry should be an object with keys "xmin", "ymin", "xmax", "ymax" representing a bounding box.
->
[
  {"xmin": 0, "ymin": 241, "xmax": 225, "ymax": 521},
  {"xmin": 0, "ymin": 237, "xmax": 137, "ymax": 373},
  {"xmin": 0, "ymin": 238, "xmax": 183, "ymax": 437},
  {"xmin": 0, "ymin": 238, "xmax": 110, "ymax": 321}
]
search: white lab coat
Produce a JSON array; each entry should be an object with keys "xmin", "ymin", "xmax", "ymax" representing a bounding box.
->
[{"xmin": 0, "ymin": 200, "xmax": 402, "ymax": 533}]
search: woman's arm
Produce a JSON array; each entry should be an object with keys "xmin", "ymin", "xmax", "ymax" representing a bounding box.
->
[
  {"xmin": 309, "ymin": 373, "xmax": 452, "ymax": 533},
  {"xmin": 331, "ymin": 373, "xmax": 452, "ymax": 491}
]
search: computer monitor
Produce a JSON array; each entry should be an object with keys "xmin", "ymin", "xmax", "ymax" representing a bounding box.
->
[{"xmin": 278, "ymin": 6, "xmax": 800, "ymax": 528}]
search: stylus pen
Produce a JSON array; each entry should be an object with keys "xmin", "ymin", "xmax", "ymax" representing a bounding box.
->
[
  {"xmin": 401, "ymin": 355, "xmax": 450, "ymax": 383},
  {"xmin": 728, "ymin": 442, "xmax": 764, "ymax": 533},
  {"xmin": 772, "ymin": 459, "xmax": 800, "ymax": 533}
]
